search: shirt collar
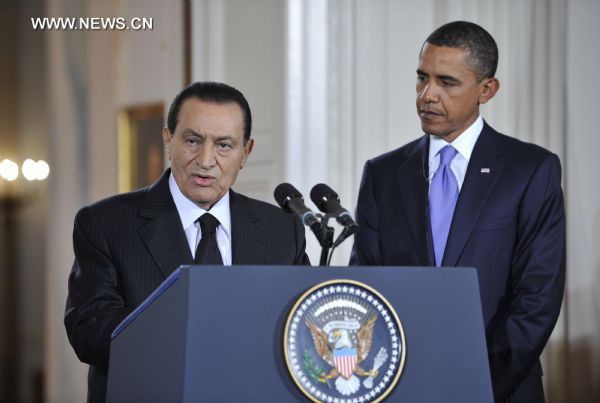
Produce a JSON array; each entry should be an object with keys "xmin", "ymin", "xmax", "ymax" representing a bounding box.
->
[
  {"xmin": 429, "ymin": 115, "xmax": 483, "ymax": 162},
  {"xmin": 168, "ymin": 173, "xmax": 232, "ymax": 240}
]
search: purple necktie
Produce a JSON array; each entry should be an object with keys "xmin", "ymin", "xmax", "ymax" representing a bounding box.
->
[{"xmin": 429, "ymin": 145, "xmax": 459, "ymax": 266}]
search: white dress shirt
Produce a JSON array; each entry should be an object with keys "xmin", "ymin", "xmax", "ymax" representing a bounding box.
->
[
  {"xmin": 169, "ymin": 173, "xmax": 232, "ymax": 265},
  {"xmin": 428, "ymin": 115, "xmax": 483, "ymax": 191}
]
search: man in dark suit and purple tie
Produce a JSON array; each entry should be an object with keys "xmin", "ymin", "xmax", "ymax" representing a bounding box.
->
[
  {"xmin": 65, "ymin": 81, "xmax": 310, "ymax": 403},
  {"xmin": 351, "ymin": 21, "xmax": 565, "ymax": 403}
]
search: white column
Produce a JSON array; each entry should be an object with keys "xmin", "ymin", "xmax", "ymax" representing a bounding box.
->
[
  {"xmin": 285, "ymin": 0, "xmax": 329, "ymax": 192},
  {"xmin": 190, "ymin": 0, "xmax": 225, "ymax": 82},
  {"xmin": 286, "ymin": 0, "xmax": 329, "ymax": 261}
]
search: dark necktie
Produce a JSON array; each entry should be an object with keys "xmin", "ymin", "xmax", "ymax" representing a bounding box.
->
[
  {"xmin": 194, "ymin": 213, "xmax": 224, "ymax": 265},
  {"xmin": 429, "ymin": 145, "xmax": 459, "ymax": 266}
]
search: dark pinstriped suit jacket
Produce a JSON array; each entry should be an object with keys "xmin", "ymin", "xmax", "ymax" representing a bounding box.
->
[{"xmin": 64, "ymin": 169, "xmax": 310, "ymax": 403}]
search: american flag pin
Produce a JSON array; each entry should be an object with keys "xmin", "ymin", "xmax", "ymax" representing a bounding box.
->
[{"xmin": 480, "ymin": 168, "xmax": 491, "ymax": 173}]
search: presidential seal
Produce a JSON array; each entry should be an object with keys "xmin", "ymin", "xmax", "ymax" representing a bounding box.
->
[{"xmin": 284, "ymin": 279, "xmax": 406, "ymax": 403}]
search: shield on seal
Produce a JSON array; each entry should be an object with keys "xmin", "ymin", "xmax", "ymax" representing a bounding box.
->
[{"xmin": 333, "ymin": 347, "xmax": 357, "ymax": 379}]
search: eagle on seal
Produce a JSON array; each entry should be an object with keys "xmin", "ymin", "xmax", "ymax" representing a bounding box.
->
[{"xmin": 306, "ymin": 313, "xmax": 378, "ymax": 396}]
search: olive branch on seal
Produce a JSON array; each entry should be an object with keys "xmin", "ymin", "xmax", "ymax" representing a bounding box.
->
[{"xmin": 303, "ymin": 350, "xmax": 327, "ymax": 386}]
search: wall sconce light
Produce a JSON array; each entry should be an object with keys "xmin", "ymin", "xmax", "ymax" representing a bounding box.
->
[
  {"xmin": 0, "ymin": 158, "xmax": 50, "ymax": 183},
  {"xmin": 0, "ymin": 158, "xmax": 49, "ymax": 198},
  {"xmin": 0, "ymin": 157, "xmax": 50, "ymax": 403}
]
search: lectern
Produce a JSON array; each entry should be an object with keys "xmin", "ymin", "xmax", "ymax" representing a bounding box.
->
[{"xmin": 107, "ymin": 266, "xmax": 493, "ymax": 402}]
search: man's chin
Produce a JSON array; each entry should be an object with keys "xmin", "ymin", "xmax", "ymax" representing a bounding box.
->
[
  {"xmin": 183, "ymin": 189, "xmax": 219, "ymax": 210},
  {"xmin": 419, "ymin": 122, "xmax": 449, "ymax": 137},
  {"xmin": 421, "ymin": 123, "xmax": 441, "ymax": 136}
]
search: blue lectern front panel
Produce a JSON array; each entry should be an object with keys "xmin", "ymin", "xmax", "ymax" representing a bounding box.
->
[{"xmin": 108, "ymin": 266, "xmax": 492, "ymax": 403}]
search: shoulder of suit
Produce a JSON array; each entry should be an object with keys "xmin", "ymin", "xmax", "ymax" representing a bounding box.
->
[
  {"xmin": 231, "ymin": 191, "xmax": 295, "ymax": 221},
  {"xmin": 368, "ymin": 135, "xmax": 426, "ymax": 168},
  {"xmin": 78, "ymin": 186, "xmax": 150, "ymax": 215},
  {"xmin": 487, "ymin": 126, "xmax": 560, "ymax": 163}
]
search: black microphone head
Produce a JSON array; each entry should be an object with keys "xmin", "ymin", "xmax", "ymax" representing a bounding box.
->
[
  {"xmin": 310, "ymin": 183, "xmax": 339, "ymax": 210},
  {"xmin": 274, "ymin": 183, "xmax": 304, "ymax": 211}
]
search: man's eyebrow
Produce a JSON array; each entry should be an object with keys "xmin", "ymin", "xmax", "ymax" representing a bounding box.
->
[
  {"xmin": 214, "ymin": 135, "xmax": 235, "ymax": 142},
  {"xmin": 182, "ymin": 130, "xmax": 237, "ymax": 142},
  {"xmin": 182, "ymin": 128, "xmax": 201, "ymax": 135},
  {"xmin": 181, "ymin": 128, "xmax": 205, "ymax": 138},
  {"xmin": 437, "ymin": 74, "xmax": 460, "ymax": 82},
  {"xmin": 417, "ymin": 69, "xmax": 460, "ymax": 83}
]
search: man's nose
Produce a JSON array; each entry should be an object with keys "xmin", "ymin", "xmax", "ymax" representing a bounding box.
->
[
  {"xmin": 419, "ymin": 83, "xmax": 438, "ymax": 103},
  {"xmin": 195, "ymin": 144, "xmax": 216, "ymax": 168}
]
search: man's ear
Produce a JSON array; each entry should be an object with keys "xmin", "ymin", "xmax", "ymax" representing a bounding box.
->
[
  {"xmin": 240, "ymin": 138, "xmax": 254, "ymax": 169},
  {"xmin": 479, "ymin": 77, "xmax": 500, "ymax": 105},
  {"xmin": 162, "ymin": 127, "xmax": 172, "ymax": 159}
]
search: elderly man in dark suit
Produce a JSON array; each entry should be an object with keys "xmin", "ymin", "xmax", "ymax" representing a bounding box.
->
[
  {"xmin": 351, "ymin": 21, "xmax": 565, "ymax": 403},
  {"xmin": 65, "ymin": 82, "xmax": 310, "ymax": 403}
]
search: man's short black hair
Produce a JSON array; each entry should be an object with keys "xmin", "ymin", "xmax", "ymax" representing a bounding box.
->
[
  {"xmin": 424, "ymin": 21, "xmax": 498, "ymax": 80},
  {"xmin": 167, "ymin": 81, "xmax": 252, "ymax": 143}
]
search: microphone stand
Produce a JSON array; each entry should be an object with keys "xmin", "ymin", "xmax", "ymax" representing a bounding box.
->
[{"xmin": 315, "ymin": 213, "xmax": 335, "ymax": 266}]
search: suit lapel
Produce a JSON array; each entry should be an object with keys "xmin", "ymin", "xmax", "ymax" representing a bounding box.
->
[
  {"xmin": 443, "ymin": 123, "xmax": 505, "ymax": 266},
  {"xmin": 139, "ymin": 169, "xmax": 194, "ymax": 278},
  {"xmin": 230, "ymin": 191, "xmax": 265, "ymax": 264},
  {"xmin": 396, "ymin": 135, "xmax": 431, "ymax": 265}
]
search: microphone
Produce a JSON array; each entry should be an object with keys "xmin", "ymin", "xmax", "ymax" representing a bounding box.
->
[
  {"xmin": 274, "ymin": 183, "xmax": 325, "ymax": 243},
  {"xmin": 310, "ymin": 183, "xmax": 359, "ymax": 246}
]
